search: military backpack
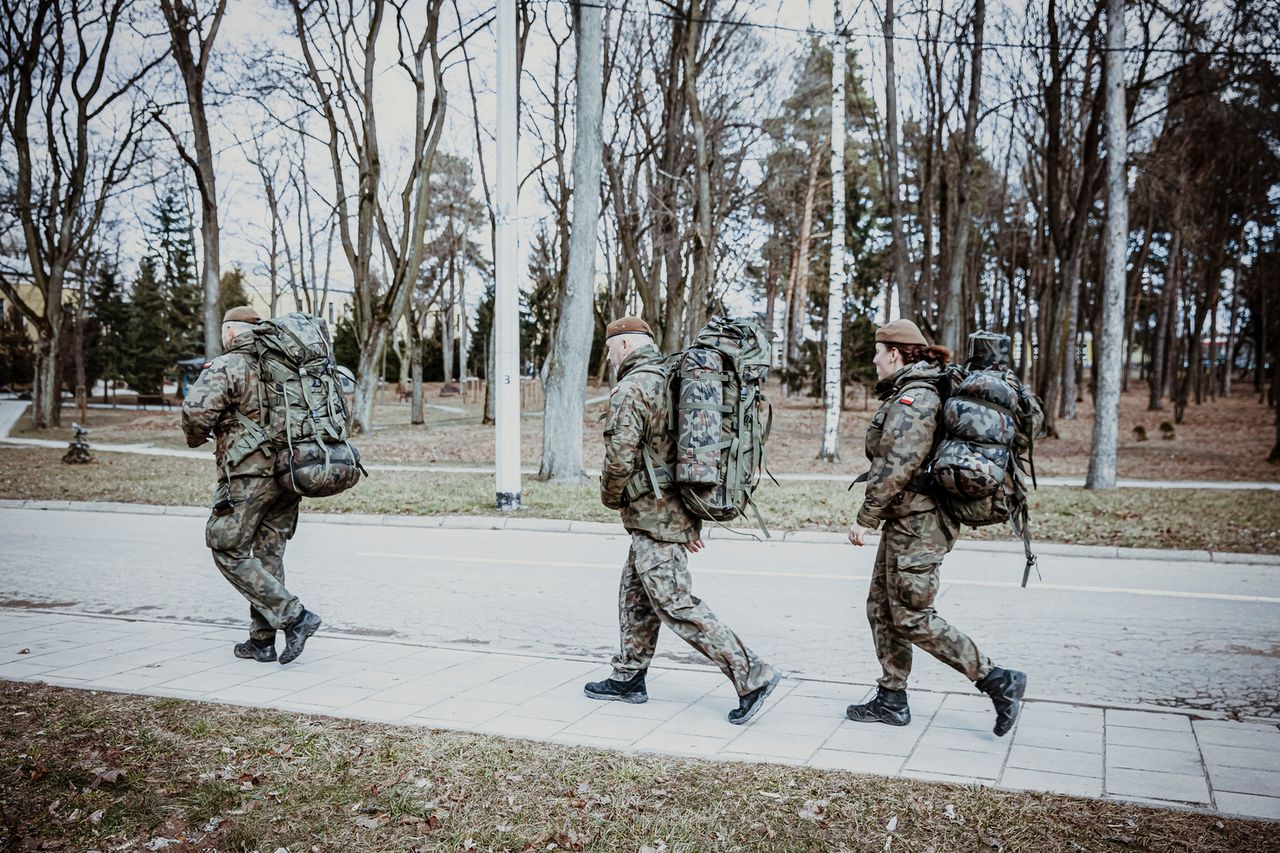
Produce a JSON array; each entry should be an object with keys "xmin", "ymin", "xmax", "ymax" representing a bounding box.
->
[
  {"xmin": 924, "ymin": 331, "xmax": 1044, "ymax": 585},
  {"xmin": 227, "ymin": 313, "xmax": 366, "ymax": 498},
  {"xmin": 623, "ymin": 316, "xmax": 774, "ymax": 535}
]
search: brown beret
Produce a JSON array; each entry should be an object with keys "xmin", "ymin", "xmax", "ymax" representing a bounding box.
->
[
  {"xmin": 222, "ymin": 305, "xmax": 262, "ymax": 324},
  {"xmin": 875, "ymin": 318, "xmax": 928, "ymax": 347},
  {"xmin": 605, "ymin": 316, "xmax": 653, "ymax": 340}
]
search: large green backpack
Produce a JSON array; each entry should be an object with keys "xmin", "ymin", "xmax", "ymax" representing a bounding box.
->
[
  {"xmin": 624, "ymin": 317, "xmax": 774, "ymax": 535},
  {"xmin": 231, "ymin": 313, "xmax": 365, "ymax": 498},
  {"xmin": 926, "ymin": 332, "xmax": 1044, "ymax": 585}
]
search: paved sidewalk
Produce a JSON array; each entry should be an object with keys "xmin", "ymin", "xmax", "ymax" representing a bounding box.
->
[{"xmin": 1, "ymin": 609, "xmax": 1276, "ymax": 822}]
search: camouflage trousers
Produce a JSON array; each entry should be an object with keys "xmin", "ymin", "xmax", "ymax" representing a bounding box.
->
[
  {"xmin": 206, "ymin": 474, "xmax": 305, "ymax": 641},
  {"xmin": 610, "ymin": 532, "xmax": 775, "ymax": 697},
  {"xmin": 866, "ymin": 510, "xmax": 993, "ymax": 691}
]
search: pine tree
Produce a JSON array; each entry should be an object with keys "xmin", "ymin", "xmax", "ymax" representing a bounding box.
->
[
  {"xmin": 122, "ymin": 258, "xmax": 171, "ymax": 395},
  {"xmin": 218, "ymin": 266, "xmax": 251, "ymax": 317},
  {"xmin": 153, "ymin": 187, "xmax": 204, "ymax": 358},
  {"xmin": 0, "ymin": 310, "xmax": 36, "ymax": 389},
  {"xmin": 89, "ymin": 265, "xmax": 129, "ymax": 401}
]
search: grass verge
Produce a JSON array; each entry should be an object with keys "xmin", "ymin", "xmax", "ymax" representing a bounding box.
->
[
  {"xmin": 1, "ymin": 681, "xmax": 1274, "ymax": 853},
  {"xmin": 2, "ymin": 446, "xmax": 1278, "ymax": 554}
]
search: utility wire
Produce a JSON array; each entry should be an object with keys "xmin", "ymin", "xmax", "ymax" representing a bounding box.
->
[{"xmin": 543, "ymin": 0, "xmax": 1280, "ymax": 60}]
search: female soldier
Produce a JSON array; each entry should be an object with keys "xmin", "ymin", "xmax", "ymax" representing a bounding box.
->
[{"xmin": 845, "ymin": 319, "xmax": 1025, "ymax": 736}]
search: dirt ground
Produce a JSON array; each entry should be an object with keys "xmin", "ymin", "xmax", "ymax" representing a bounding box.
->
[{"xmin": 20, "ymin": 379, "xmax": 1278, "ymax": 482}]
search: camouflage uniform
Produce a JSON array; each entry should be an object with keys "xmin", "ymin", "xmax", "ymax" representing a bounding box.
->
[
  {"xmin": 181, "ymin": 331, "xmax": 304, "ymax": 641},
  {"xmin": 601, "ymin": 344, "xmax": 776, "ymax": 696},
  {"xmin": 857, "ymin": 360, "xmax": 993, "ymax": 691}
]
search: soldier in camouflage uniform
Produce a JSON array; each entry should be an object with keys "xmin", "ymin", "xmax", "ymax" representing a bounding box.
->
[
  {"xmin": 181, "ymin": 306, "xmax": 322, "ymax": 666},
  {"xmin": 846, "ymin": 319, "xmax": 1026, "ymax": 736},
  {"xmin": 583, "ymin": 317, "xmax": 781, "ymax": 725}
]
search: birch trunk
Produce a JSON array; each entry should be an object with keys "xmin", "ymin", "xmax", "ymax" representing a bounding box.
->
[{"xmin": 818, "ymin": 0, "xmax": 847, "ymax": 462}]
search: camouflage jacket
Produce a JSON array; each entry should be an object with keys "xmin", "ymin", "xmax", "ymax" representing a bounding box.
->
[
  {"xmin": 600, "ymin": 345, "xmax": 701, "ymax": 544},
  {"xmin": 856, "ymin": 361, "xmax": 946, "ymax": 529},
  {"xmin": 180, "ymin": 331, "xmax": 274, "ymax": 478}
]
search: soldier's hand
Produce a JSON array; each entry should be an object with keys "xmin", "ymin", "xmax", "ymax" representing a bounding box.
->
[
  {"xmin": 848, "ymin": 524, "xmax": 868, "ymax": 547},
  {"xmin": 685, "ymin": 538, "xmax": 705, "ymax": 554}
]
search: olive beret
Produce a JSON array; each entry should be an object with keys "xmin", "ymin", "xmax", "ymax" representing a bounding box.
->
[
  {"xmin": 222, "ymin": 305, "xmax": 263, "ymax": 324},
  {"xmin": 605, "ymin": 316, "xmax": 654, "ymax": 340},
  {"xmin": 874, "ymin": 318, "xmax": 928, "ymax": 347}
]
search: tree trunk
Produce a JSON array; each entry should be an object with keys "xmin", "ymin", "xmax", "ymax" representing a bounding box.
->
[
  {"xmin": 159, "ymin": 0, "xmax": 227, "ymax": 360},
  {"xmin": 681, "ymin": 0, "xmax": 713, "ymax": 345},
  {"xmin": 883, "ymin": 0, "xmax": 912, "ymax": 322},
  {"xmin": 539, "ymin": 0, "xmax": 604, "ymax": 483},
  {"xmin": 1222, "ymin": 238, "xmax": 1243, "ymax": 397},
  {"xmin": 1150, "ymin": 226, "xmax": 1179, "ymax": 409},
  {"xmin": 818, "ymin": 0, "xmax": 847, "ymax": 462},
  {"xmin": 1060, "ymin": 260, "xmax": 1081, "ymax": 420},
  {"xmin": 1086, "ymin": 0, "xmax": 1127, "ymax": 490},
  {"xmin": 352, "ymin": 321, "xmax": 390, "ymax": 434},
  {"xmin": 938, "ymin": 0, "xmax": 985, "ymax": 351},
  {"xmin": 410, "ymin": 324, "xmax": 425, "ymax": 425},
  {"xmin": 787, "ymin": 140, "xmax": 827, "ymax": 377}
]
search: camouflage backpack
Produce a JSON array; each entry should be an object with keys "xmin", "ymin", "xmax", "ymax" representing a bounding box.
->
[
  {"xmin": 927, "ymin": 332, "xmax": 1045, "ymax": 585},
  {"xmin": 624, "ymin": 317, "xmax": 774, "ymax": 535},
  {"xmin": 229, "ymin": 313, "xmax": 366, "ymax": 498}
]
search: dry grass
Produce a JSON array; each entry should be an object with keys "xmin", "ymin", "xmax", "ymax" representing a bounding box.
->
[
  {"xmin": 23, "ymin": 381, "xmax": 1277, "ymax": 482},
  {"xmin": 3, "ymin": 446, "xmax": 1278, "ymax": 554},
  {"xmin": 0, "ymin": 681, "xmax": 1274, "ymax": 853}
]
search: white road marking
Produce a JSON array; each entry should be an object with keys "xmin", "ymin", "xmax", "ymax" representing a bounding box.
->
[{"xmin": 356, "ymin": 552, "xmax": 1280, "ymax": 605}]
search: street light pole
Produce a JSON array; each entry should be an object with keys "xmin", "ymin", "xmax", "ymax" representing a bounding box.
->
[{"xmin": 494, "ymin": 0, "xmax": 522, "ymax": 510}]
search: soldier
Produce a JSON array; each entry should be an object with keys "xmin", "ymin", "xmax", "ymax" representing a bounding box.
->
[
  {"xmin": 181, "ymin": 306, "xmax": 322, "ymax": 665},
  {"xmin": 583, "ymin": 317, "xmax": 781, "ymax": 725},
  {"xmin": 845, "ymin": 319, "xmax": 1026, "ymax": 736}
]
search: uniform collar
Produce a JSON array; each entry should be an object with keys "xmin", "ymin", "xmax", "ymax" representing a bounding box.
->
[
  {"xmin": 875, "ymin": 360, "xmax": 943, "ymax": 400},
  {"xmin": 617, "ymin": 343, "xmax": 662, "ymax": 380}
]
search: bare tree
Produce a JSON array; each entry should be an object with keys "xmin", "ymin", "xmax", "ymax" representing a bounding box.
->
[
  {"xmin": 882, "ymin": 0, "xmax": 913, "ymax": 323},
  {"xmin": 0, "ymin": 0, "xmax": 163, "ymax": 428},
  {"xmin": 937, "ymin": 0, "xmax": 986, "ymax": 351},
  {"xmin": 288, "ymin": 0, "xmax": 456, "ymax": 433},
  {"xmin": 540, "ymin": 0, "xmax": 605, "ymax": 483},
  {"xmin": 818, "ymin": 0, "xmax": 847, "ymax": 462},
  {"xmin": 157, "ymin": 0, "xmax": 226, "ymax": 358}
]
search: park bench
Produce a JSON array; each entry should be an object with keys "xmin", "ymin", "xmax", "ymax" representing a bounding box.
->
[{"xmin": 136, "ymin": 394, "xmax": 173, "ymax": 410}]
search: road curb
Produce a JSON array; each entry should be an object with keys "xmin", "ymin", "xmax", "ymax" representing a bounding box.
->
[{"xmin": 5, "ymin": 498, "xmax": 1280, "ymax": 566}]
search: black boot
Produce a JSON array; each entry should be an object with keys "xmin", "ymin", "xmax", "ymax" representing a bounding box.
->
[
  {"xmin": 976, "ymin": 667, "xmax": 1027, "ymax": 737},
  {"xmin": 583, "ymin": 671, "xmax": 648, "ymax": 704},
  {"xmin": 846, "ymin": 686, "xmax": 911, "ymax": 726},
  {"xmin": 727, "ymin": 670, "xmax": 782, "ymax": 725},
  {"xmin": 279, "ymin": 610, "xmax": 321, "ymax": 665},
  {"xmin": 233, "ymin": 637, "xmax": 277, "ymax": 663}
]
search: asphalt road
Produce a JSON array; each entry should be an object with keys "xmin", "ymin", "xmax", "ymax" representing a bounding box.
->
[{"xmin": 1, "ymin": 506, "xmax": 1277, "ymax": 718}]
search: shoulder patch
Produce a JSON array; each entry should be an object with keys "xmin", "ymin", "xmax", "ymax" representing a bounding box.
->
[{"xmin": 898, "ymin": 395, "xmax": 915, "ymax": 406}]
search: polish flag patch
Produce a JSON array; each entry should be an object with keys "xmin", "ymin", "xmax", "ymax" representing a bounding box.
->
[{"xmin": 898, "ymin": 395, "xmax": 915, "ymax": 406}]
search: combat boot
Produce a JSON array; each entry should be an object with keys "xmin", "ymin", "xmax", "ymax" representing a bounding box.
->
[
  {"xmin": 279, "ymin": 609, "xmax": 322, "ymax": 665},
  {"xmin": 233, "ymin": 637, "xmax": 277, "ymax": 663},
  {"xmin": 846, "ymin": 686, "xmax": 911, "ymax": 726},
  {"xmin": 976, "ymin": 666, "xmax": 1026, "ymax": 736},
  {"xmin": 728, "ymin": 670, "xmax": 782, "ymax": 725},
  {"xmin": 583, "ymin": 671, "xmax": 648, "ymax": 704}
]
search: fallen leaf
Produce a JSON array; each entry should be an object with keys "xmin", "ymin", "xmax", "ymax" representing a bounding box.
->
[
  {"xmin": 944, "ymin": 804, "xmax": 963, "ymax": 824},
  {"xmin": 798, "ymin": 799, "xmax": 827, "ymax": 822},
  {"xmin": 354, "ymin": 814, "xmax": 387, "ymax": 830},
  {"xmin": 91, "ymin": 768, "xmax": 125, "ymax": 788},
  {"xmin": 886, "ymin": 815, "xmax": 898, "ymax": 833},
  {"xmin": 463, "ymin": 839, "xmax": 476, "ymax": 850},
  {"xmin": 24, "ymin": 763, "xmax": 47, "ymax": 783},
  {"xmin": 17, "ymin": 648, "xmax": 30, "ymax": 655},
  {"xmin": 201, "ymin": 816, "xmax": 223, "ymax": 832},
  {"xmin": 756, "ymin": 790, "xmax": 784, "ymax": 800},
  {"xmin": 89, "ymin": 810, "xmax": 104, "ymax": 825}
]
